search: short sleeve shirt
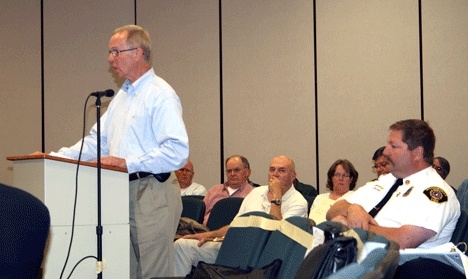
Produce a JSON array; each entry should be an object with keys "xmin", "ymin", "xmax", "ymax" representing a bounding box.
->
[
  {"xmin": 236, "ymin": 185, "xmax": 308, "ymax": 219},
  {"xmin": 346, "ymin": 168, "xmax": 460, "ymax": 248}
]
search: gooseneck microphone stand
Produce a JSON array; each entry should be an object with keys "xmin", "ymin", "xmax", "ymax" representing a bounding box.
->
[{"xmin": 95, "ymin": 96, "xmax": 104, "ymax": 279}]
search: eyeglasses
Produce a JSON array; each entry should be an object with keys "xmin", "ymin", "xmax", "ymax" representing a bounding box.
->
[
  {"xmin": 372, "ymin": 162, "xmax": 389, "ymax": 170},
  {"xmin": 333, "ymin": 173, "xmax": 351, "ymax": 179},
  {"xmin": 432, "ymin": 165, "xmax": 443, "ymax": 172},
  {"xmin": 108, "ymin": 47, "xmax": 137, "ymax": 57},
  {"xmin": 226, "ymin": 168, "xmax": 245, "ymax": 174}
]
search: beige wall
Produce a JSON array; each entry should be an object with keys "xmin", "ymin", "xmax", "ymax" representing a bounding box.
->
[
  {"xmin": 1, "ymin": 0, "xmax": 42, "ymax": 180},
  {"xmin": 1, "ymin": 0, "xmax": 467, "ymax": 193}
]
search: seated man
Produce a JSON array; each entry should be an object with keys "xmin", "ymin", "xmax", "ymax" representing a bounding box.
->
[
  {"xmin": 371, "ymin": 146, "xmax": 392, "ymax": 179},
  {"xmin": 202, "ymin": 155, "xmax": 254, "ymax": 225},
  {"xmin": 327, "ymin": 119, "xmax": 460, "ymax": 249},
  {"xmin": 175, "ymin": 160, "xmax": 207, "ymax": 196},
  {"xmin": 432, "ymin": 156, "xmax": 457, "ymax": 193},
  {"xmin": 432, "ymin": 156, "xmax": 451, "ymax": 180},
  {"xmin": 173, "ymin": 155, "xmax": 308, "ymax": 276}
]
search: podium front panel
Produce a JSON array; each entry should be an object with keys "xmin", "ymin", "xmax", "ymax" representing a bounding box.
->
[
  {"xmin": 44, "ymin": 224, "xmax": 130, "ymax": 278},
  {"xmin": 13, "ymin": 158, "xmax": 129, "ymax": 226},
  {"xmin": 10, "ymin": 157, "xmax": 130, "ymax": 279}
]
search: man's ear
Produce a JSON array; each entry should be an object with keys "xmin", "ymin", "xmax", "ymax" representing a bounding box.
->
[
  {"xmin": 133, "ymin": 47, "xmax": 144, "ymax": 61},
  {"xmin": 414, "ymin": 146, "xmax": 424, "ymax": 159}
]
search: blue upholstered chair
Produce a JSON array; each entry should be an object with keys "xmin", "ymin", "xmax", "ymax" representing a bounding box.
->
[
  {"xmin": 181, "ymin": 195, "xmax": 206, "ymax": 224},
  {"xmin": 206, "ymin": 197, "xmax": 244, "ymax": 231},
  {"xmin": 215, "ymin": 211, "xmax": 277, "ymax": 269},
  {"xmin": 450, "ymin": 210, "xmax": 468, "ymax": 245},
  {"xmin": 257, "ymin": 216, "xmax": 315, "ymax": 279}
]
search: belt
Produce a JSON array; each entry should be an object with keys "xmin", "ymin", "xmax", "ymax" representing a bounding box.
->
[
  {"xmin": 129, "ymin": 172, "xmax": 171, "ymax": 183},
  {"xmin": 129, "ymin": 172, "xmax": 153, "ymax": 181}
]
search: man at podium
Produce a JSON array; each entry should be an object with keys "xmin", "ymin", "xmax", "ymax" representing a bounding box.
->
[{"xmin": 49, "ymin": 25, "xmax": 189, "ymax": 278}]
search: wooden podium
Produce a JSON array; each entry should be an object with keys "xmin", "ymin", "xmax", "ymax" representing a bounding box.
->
[{"xmin": 7, "ymin": 154, "xmax": 130, "ymax": 279}]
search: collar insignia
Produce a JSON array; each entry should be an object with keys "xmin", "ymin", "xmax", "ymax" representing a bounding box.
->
[{"xmin": 402, "ymin": 186, "xmax": 413, "ymax": 197}]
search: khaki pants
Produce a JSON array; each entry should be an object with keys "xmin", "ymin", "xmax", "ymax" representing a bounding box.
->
[{"xmin": 129, "ymin": 172, "xmax": 182, "ymax": 279}]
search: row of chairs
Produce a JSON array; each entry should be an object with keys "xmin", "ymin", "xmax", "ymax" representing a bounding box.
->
[
  {"xmin": 212, "ymin": 212, "xmax": 401, "ymax": 279},
  {"xmin": 181, "ymin": 196, "xmax": 468, "ymax": 278},
  {"xmin": 181, "ymin": 196, "xmax": 244, "ymax": 230},
  {"xmin": 215, "ymin": 210, "xmax": 468, "ymax": 279}
]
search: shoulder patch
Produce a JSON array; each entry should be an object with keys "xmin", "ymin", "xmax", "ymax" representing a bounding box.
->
[{"xmin": 423, "ymin": 187, "xmax": 448, "ymax": 203}]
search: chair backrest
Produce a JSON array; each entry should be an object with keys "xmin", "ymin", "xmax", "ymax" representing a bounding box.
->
[
  {"xmin": 0, "ymin": 183, "xmax": 50, "ymax": 278},
  {"xmin": 181, "ymin": 196, "xmax": 206, "ymax": 224},
  {"xmin": 215, "ymin": 211, "xmax": 277, "ymax": 269},
  {"xmin": 450, "ymin": 210, "xmax": 468, "ymax": 245},
  {"xmin": 206, "ymin": 197, "xmax": 244, "ymax": 230},
  {"xmin": 294, "ymin": 180, "xmax": 318, "ymax": 213},
  {"xmin": 257, "ymin": 216, "xmax": 315, "ymax": 279}
]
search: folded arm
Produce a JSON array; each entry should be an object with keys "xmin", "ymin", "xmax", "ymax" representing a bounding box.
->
[
  {"xmin": 368, "ymin": 224, "xmax": 436, "ymax": 249},
  {"xmin": 327, "ymin": 200, "xmax": 378, "ymax": 230},
  {"xmin": 327, "ymin": 200, "xmax": 436, "ymax": 249}
]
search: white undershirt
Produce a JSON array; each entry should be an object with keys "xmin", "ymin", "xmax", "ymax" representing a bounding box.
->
[{"xmin": 227, "ymin": 187, "xmax": 239, "ymax": 196}]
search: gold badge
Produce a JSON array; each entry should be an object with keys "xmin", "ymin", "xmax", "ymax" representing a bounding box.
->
[{"xmin": 423, "ymin": 187, "xmax": 448, "ymax": 203}]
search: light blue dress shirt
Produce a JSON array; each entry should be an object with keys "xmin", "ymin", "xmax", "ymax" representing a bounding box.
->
[{"xmin": 57, "ymin": 68, "xmax": 189, "ymax": 174}]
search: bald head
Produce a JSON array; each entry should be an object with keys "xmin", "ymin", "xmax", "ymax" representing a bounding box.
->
[
  {"xmin": 175, "ymin": 160, "xmax": 194, "ymax": 188},
  {"xmin": 268, "ymin": 156, "xmax": 296, "ymax": 191},
  {"xmin": 272, "ymin": 156, "xmax": 295, "ymax": 170}
]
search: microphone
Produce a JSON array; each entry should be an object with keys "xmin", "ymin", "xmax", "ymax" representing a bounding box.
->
[{"xmin": 90, "ymin": 89, "xmax": 115, "ymax": 98}]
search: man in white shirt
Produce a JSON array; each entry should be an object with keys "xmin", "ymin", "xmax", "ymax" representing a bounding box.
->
[
  {"xmin": 327, "ymin": 119, "xmax": 460, "ymax": 249},
  {"xmin": 176, "ymin": 160, "xmax": 207, "ymax": 196},
  {"xmin": 173, "ymin": 155, "xmax": 308, "ymax": 276}
]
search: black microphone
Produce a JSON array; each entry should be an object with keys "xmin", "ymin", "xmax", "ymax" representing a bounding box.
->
[{"xmin": 90, "ymin": 89, "xmax": 115, "ymax": 98}]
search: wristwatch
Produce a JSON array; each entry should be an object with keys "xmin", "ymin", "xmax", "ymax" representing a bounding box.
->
[{"xmin": 271, "ymin": 199, "xmax": 282, "ymax": 206}]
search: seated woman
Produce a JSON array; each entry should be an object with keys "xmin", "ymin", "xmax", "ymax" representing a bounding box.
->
[{"xmin": 309, "ymin": 159, "xmax": 358, "ymax": 224}]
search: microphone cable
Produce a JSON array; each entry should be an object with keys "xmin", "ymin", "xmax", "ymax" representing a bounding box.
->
[{"xmin": 60, "ymin": 94, "xmax": 98, "ymax": 279}]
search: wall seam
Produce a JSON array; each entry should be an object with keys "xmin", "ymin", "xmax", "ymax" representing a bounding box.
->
[
  {"xmin": 219, "ymin": 0, "xmax": 225, "ymax": 183},
  {"xmin": 41, "ymin": 0, "xmax": 45, "ymax": 152},
  {"xmin": 313, "ymin": 0, "xmax": 320, "ymax": 192},
  {"xmin": 418, "ymin": 0, "xmax": 425, "ymax": 120}
]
